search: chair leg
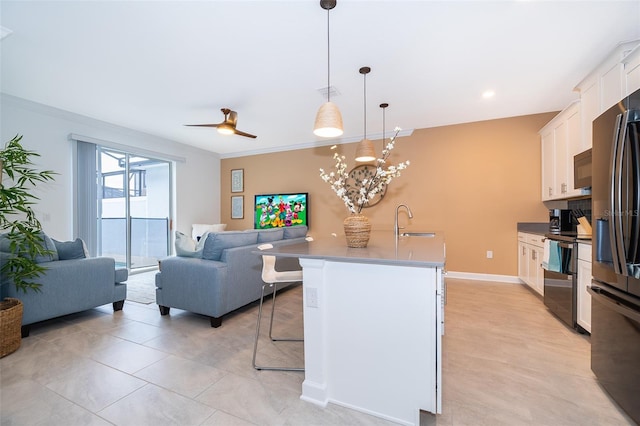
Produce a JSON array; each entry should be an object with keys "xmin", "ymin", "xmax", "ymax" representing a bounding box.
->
[
  {"xmin": 252, "ymin": 282, "xmax": 304, "ymax": 372},
  {"xmin": 268, "ymin": 284, "xmax": 303, "ymax": 342}
]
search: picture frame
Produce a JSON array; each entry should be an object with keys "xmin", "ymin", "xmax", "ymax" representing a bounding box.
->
[
  {"xmin": 231, "ymin": 168, "xmax": 244, "ymax": 193},
  {"xmin": 231, "ymin": 195, "xmax": 244, "ymax": 219}
]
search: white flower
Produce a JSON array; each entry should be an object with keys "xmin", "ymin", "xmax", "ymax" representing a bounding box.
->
[{"xmin": 318, "ymin": 128, "xmax": 409, "ymax": 214}]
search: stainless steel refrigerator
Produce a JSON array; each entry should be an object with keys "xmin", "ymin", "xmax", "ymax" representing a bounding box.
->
[{"xmin": 590, "ymin": 87, "xmax": 640, "ymax": 424}]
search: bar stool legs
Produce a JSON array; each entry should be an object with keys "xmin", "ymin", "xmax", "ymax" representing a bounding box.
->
[{"xmin": 252, "ymin": 282, "xmax": 304, "ymax": 371}]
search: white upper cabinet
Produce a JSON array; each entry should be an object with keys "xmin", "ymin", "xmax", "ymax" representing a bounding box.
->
[
  {"xmin": 624, "ymin": 45, "xmax": 640, "ymax": 96},
  {"xmin": 575, "ymin": 40, "xmax": 640, "ymax": 150},
  {"xmin": 540, "ymin": 101, "xmax": 581, "ymax": 201},
  {"xmin": 541, "ymin": 40, "xmax": 640, "ymax": 203}
]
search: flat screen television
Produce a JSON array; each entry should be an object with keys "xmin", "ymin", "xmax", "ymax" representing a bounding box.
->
[{"xmin": 254, "ymin": 192, "xmax": 308, "ymax": 229}]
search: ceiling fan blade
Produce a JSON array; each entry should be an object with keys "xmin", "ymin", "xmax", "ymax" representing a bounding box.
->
[
  {"xmin": 184, "ymin": 123, "xmax": 221, "ymax": 127},
  {"xmin": 233, "ymin": 129, "xmax": 257, "ymax": 139}
]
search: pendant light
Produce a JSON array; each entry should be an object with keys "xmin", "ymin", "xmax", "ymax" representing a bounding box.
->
[
  {"xmin": 313, "ymin": 0, "xmax": 343, "ymax": 138},
  {"xmin": 355, "ymin": 66, "xmax": 376, "ymax": 162}
]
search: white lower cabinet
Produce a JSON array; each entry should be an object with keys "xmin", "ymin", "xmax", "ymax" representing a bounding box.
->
[
  {"xmin": 517, "ymin": 232, "xmax": 544, "ymax": 296},
  {"xmin": 577, "ymin": 243, "xmax": 592, "ymax": 333}
]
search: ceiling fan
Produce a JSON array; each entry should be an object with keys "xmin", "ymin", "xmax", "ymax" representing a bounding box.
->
[{"xmin": 185, "ymin": 108, "xmax": 257, "ymax": 138}]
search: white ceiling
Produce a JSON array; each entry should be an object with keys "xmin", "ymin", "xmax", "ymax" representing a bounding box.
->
[{"xmin": 1, "ymin": 1, "xmax": 639, "ymax": 158}]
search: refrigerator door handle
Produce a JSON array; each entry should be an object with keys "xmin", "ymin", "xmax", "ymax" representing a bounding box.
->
[
  {"xmin": 629, "ymin": 115, "xmax": 640, "ymax": 266},
  {"xmin": 588, "ymin": 285, "xmax": 640, "ymax": 323},
  {"xmin": 611, "ymin": 112, "xmax": 627, "ymax": 276}
]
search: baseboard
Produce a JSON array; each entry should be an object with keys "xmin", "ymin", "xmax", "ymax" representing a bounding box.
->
[{"xmin": 445, "ymin": 271, "xmax": 523, "ymax": 284}]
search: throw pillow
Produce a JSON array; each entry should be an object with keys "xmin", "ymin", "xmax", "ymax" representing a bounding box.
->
[
  {"xmin": 257, "ymin": 228, "xmax": 284, "ymax": 243},
  {"xmin": 0, "ymin": 231, "xmax": 59, "ymax": 262},
  {"xmin": 192, "ymin": 224, "xmax": 227, "ymax": 241},
  {"xmin": 283, "ymin": 225, "xmax": 308, "ymax": 239},
  {"xmin": 202, "ymin": 231, "xmax": 259, "ymax": 261},
  {"xmin": 175, "ymin": 231, "xmax": 207, "ymax": 258},
  {"xmin": 34, "ymin": 232, "xmax": 59, "ymax": 263},
  {"xmin": 53, "ymin": 238, "xmax": 87, "ymax": 260}
]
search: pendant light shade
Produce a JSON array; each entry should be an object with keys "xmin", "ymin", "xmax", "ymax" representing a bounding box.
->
[
  {"xmin": 314, "ymin": 101, "xmax": 343, "ymax": 137},
  {"xmin": 355, "ymin": 138, "xmax": 376, "ymax": 162},
  {"xmin": 314, "ymin": 0, "xmax": 343, "ymax": 138},
  {"xmin": 355, "ymin": 66, "xmax": 376, "ymax": 163}
]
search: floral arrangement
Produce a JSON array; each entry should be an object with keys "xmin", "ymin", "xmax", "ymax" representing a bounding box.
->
[{"xmin": 319, "ymin": 127, "xmax": 410, "ymax": 214}]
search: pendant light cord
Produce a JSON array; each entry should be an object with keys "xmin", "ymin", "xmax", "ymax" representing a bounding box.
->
[
  {"xmin": 326, "ymin": 7, "xmax": 331, "ymax": 103},
  {"xmin": 380, "ymin": 103, "xmax": 388, "ymax": 150},
  {"xmin": 363, "ymin": 72, "xmax": 367, "ymax": 139}
]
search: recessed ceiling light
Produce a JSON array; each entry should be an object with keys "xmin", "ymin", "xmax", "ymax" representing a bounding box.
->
[{"xmin": 482, "ymin": 90, "xmax": 495, "ymax": 99}]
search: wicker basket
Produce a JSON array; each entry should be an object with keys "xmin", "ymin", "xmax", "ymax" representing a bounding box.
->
[
  {"xmin": 0, "ymin": 298, "xmax": 23, "ymax": 358},
  {"xmin": 343, "ymin": 214, "xmax": 372, "ymax": 248}
]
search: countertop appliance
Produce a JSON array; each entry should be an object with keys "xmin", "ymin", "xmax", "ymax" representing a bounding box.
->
[
  {"xmin": 549, "ymin": 209, "xmax": 575, "ymax": 234},
  {"xmin": 590, "ymin": 87, "xmax": 640, "ymax": 424},
  {"xmin": 543, "ymin": 233, "xmax": 579, "ymax": 330}
]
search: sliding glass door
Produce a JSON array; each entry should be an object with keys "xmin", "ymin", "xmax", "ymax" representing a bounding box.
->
[{"xmin": 98, "ymin": 148, "xmax": 171, "ymax": 270}]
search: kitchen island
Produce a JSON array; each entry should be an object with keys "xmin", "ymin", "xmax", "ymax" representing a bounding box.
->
[{"xmin": 261, "ymin": 231, "xmax": 446, "ymax": 426}]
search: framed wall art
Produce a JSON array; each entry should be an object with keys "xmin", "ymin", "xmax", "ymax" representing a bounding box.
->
[
  {"xmin": 231, "ymin": 168, "xmax": 244, "ymax": 193},
  {"xmin": 231, "ymin": 195, "xmax": 244, "ymax": 219}
]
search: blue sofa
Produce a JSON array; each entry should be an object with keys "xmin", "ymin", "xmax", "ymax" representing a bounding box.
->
[
  {"xmin": 155, "ymin": 226, "xmax": 308, "ymax": 327},
  {"xmin": 0, "ymin": 233, "xmax": 128, "ymax": 336}
]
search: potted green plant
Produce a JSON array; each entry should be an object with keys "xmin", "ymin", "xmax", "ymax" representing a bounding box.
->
[{"xmin": 0, "ymin": 134, "xmax": 55, "ymax": 357}]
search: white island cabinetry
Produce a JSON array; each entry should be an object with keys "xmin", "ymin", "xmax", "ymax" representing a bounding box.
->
[{"xmin": 264, "ymin": 232, "xmax": 445, "ymax": 426}]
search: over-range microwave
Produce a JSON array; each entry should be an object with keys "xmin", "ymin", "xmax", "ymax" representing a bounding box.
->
[{"xmin": 574, "ymin": 148, "xmax": 592, "ymax": 189}]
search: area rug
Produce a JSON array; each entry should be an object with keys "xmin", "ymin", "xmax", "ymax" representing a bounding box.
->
[{"xmin": 125, "ymin": 270, "xmax": 157, "ymax": 304}]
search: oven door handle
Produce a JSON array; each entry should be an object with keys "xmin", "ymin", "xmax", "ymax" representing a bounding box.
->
[
  {"xmin": 588, "ymin": 285, "xmax": 640, "ymax": 323},
  {"xmin": 557, "ymin": 241, "xmax": 574, "ymax": 250}
]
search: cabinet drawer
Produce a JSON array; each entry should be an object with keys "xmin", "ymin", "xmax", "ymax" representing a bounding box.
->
[
  {"xmin": 518, "ymin": 232, "xmax": 527, "ymax": 242},
  {"xmin": 578, "ymin": 243, "xmax": 592, "ymax": 262},
  {"xmin": 527, "ymin": 234, "xmax": 545, "ymax": 248}
]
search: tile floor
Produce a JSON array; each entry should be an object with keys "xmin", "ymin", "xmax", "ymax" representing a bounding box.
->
[{"xmin": 0, "ymin": 279, "xmax": 635, "ymax": 425}]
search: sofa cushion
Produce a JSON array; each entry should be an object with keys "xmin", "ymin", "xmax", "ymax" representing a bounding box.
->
[
  {"xmin": 175, "ymin": 231, "xmax": 208, "ymax": 258},
  {"xmin": 283, "ymin": 226, "xmax": 308, "ymax": 239},
  {"xmin": 257, "ymin": 228, "xmax": 284, "ymax": 243},
  {"xmin": 202, "ymin": 231, "xmax": 259, "ymax": 261},
  {"xmin": 53, "ymin": 238, "xmax": 87, "ymax": 260}
]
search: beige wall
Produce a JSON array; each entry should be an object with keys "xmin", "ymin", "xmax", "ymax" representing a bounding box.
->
[{"xmin": 221, "ymin": 112, "xmax": 556, "ymax": 276}]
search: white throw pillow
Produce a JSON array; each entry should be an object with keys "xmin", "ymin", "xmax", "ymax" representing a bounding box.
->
[
  {"xmin": 175, "ymin": 231, "xmax": 208, "ymax": 257},
  {"xmin": 192, "ymin": 224, "xmax": 227, "ymax": 241}
]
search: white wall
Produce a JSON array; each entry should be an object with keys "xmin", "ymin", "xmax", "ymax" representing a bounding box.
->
[{"xmin": 0, "ymin": 94, "xmax": 221, "ymax": 242}]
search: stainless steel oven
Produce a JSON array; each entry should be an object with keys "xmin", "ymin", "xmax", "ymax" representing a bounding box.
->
[{"xmin": 543, "ymin": 234, "xmax": 578, "ymax": 330}]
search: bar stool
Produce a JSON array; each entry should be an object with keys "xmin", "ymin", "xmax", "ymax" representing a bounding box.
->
[{"xmin": 252, "ymin": 241, "xmax": 308, "ymax": 371}]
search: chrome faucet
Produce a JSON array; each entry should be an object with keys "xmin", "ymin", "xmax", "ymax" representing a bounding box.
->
[{"xmin": 395, "ymin": 204, "xmax": 414, "ymax": 238}]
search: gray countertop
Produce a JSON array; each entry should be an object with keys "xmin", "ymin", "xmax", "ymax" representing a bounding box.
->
[{"xmin": 259, "ymin": 231, "xmax": 446, "ymax": 268}]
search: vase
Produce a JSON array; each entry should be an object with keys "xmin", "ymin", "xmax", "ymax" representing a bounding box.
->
[{"xmin": 343, "ymin": 214, "xmax": 371, "ymax": 248}]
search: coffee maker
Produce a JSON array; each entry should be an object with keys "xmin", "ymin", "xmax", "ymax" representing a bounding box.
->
[{"xmin": 549, "ymin": 209, "xmax": 575, "ymax": 234}]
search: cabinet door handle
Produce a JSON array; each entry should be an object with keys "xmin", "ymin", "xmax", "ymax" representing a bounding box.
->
[
  {"xmin": 548, "ymin": 187, "xmax": 553, "ymax": 197},
  {"xmin": 532, "ymin": 251, "xmax": 537, "ymax": 260}
]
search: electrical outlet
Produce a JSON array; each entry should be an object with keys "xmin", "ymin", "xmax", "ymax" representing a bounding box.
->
[
  {"xmin": 487, "ymin": 250, "xmax": 493, "ymax": 259},
  {"xmin": 306, "ymin": 287, "xmax": 319, "ymax": 308}
]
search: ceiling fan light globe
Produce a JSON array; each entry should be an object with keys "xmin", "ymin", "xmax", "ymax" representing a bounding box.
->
[
  {"xmin": 217, "ymin": 125, "xmax": 235, "ymax": 135},
  {"xmin": 314, "ymin": 101, "xmax": 343, "ymax": 138},
  {"xmin": 355, "ymin": 138, "xmax": 377, "ymax": 163}
]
